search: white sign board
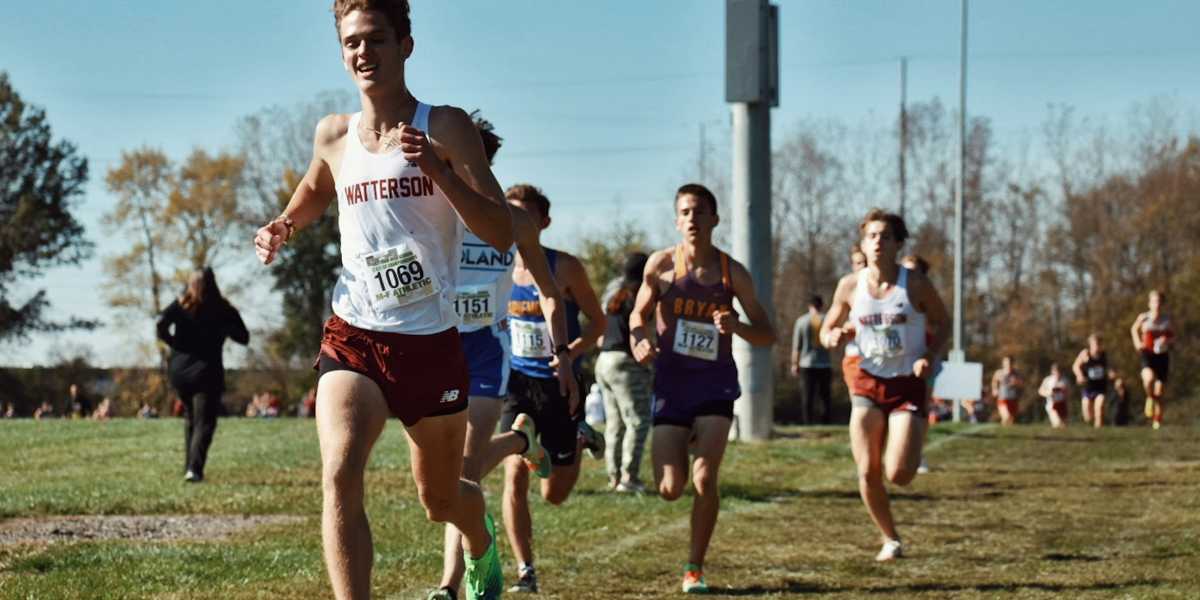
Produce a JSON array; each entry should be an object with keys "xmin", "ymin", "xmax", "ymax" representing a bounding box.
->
[{"xmin": 932, "ymin": 361, "xmax": 983, "ymax": 400}]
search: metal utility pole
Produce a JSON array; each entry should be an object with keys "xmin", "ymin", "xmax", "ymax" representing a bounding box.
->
[
  {"xmin": 899, "ymin": 57, "xmax": 908, "ymax": 220},
  {"xmin": 951, "ymin": 0, "xmax": 968, "ymax": 419},
  {"xmin": 726, "ymin": 0, "xmax": 778, "ymax": 441},
  {"xmin": 952, "ymin": 0, "xmax": 967, "ymax": 363}
]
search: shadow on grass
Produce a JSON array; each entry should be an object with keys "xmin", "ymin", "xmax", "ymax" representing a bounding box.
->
[
  {"xmin": 1043, "ymin": 552, "xmax": 1103, "ymax": 562},
  {"xmin": 710, "ymin": 577, "xmax": 1165, "ymax": 596},
  {"xmin": 720, "ymin": 483, "xmax": 796, "ymax": 503},
  {"xmin": 772, "ymin": 429, "xmax": 839, "ymax": 441},
  {"xmin": 711, "ymin": 487, "xmax": 1008, "ymax": 504},
  {"xmin": 954, "ymin": 431, "xmax": 1099, "ymax": 444},
  {"xmin": 1029, "ymin": 435, "xmax": 1098, "ymax": 443}
]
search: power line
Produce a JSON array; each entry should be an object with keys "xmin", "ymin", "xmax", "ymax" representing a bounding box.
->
[{"xmin": 501, "ymin": 143, "xmax": 687, "ymax": 159}]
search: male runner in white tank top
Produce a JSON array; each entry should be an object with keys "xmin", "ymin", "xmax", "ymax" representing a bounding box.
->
[
  {"xmin": 1038, "ymin": 363, "xmax": 1071, "ymax": 429},
  {"xmin": 821, "ymin": 208, "xmax": 949, "ymax": 562},
  {"xmin": 1130, "ymin": 289, "xmax": 1173, "ymax": 429},
  {"xmin": 253, "ymin": 3, "xmax": 509, "ymax": 598},
  {"xmin": 990, "ymin": 356, "xmax": 1024, "ymax": 426}
]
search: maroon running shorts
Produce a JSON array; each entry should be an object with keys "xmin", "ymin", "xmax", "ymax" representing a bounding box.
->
[
  {"xmin": 314, "ymin": 314, "xmax": 468, "ymax": 426},
  {"xmin": 845, "ymin": 355, "xmax": 928, "ymax": 417}
]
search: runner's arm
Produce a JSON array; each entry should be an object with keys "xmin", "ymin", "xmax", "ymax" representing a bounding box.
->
[
  {"xmin": 1130, "ymin": 314, "xmax": 1145, "ymax": 350},
  {"xmin": 560, "ymin": 253, "xmax": 606, "ymax": 360},
  {"xmin": 910, "ymin": 270, "xmax": 949, "ymax": 362},
  {"xmin": 820, "ymin": 274, "xmax": 856, "ymax": 349},
  {"xmin": 1037, "ymin": 377, "xmax": 1051, "ymax": 399},
  {"xmin": 254, "ymin": 115, "xmax": 340, "ymax": 264},
  {"xmin": 629, "ymin": 251, "xmax": 668, "ymax": 365},
  {"xmin": 1071, "ymin": 350, "xmax": 1087, "ymax": 383},
  {"xmin": 790, "ymin": 317, "xmax": 803, "ymax": 373},
  {"xmin": 513, "ymin": 209, "xmax": 580, "ymax": 406},
  {"xmin": 512, "ymin": 208, "xmax": 569, "ymax": 357},
  {"xmin": 724, "ymin": 259, "xmax": 776, "ymax": 346},
  {"xmin": 421, "ymin": 106, "xmax": 512, "ymax": 251}
]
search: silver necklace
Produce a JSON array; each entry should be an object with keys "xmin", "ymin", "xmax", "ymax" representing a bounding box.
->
[{"xmin": 360, "ymin": 123, "xmax": 401, "ymax": 151}]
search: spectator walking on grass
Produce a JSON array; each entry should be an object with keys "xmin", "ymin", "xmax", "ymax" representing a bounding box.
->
[
  {"xmin": 596, "ymin": 251, "xmax": 653, "ymax": 493},
  {"xmin": 791, "ymin": 294, "xmax": 833, "ymax": 425},
  {"xmin": 156, "ymin": 267, "xmax": 249, "ymax": 483}
]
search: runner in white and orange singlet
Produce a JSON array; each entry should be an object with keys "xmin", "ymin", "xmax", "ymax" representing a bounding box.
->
[{"xmin": 821, "ymin": 208, "xmax": 949, "ymax": 562}]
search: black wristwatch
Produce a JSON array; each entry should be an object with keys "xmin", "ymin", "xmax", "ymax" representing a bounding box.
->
[{"xmin": 554, "ymin": 344, "xmax": 571, "ymax": 356}]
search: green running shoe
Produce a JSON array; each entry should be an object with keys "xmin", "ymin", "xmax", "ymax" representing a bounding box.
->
[
  {"xmin": 681, "ymin": 563, "xmax": 708, "ymax": 594},
  {"xmin": 463, "ymin": 513, "xmax": 502, "ymax": 600},
  {"xmin": 513, "ymin": 413, "xmax": 550, "ymax": 478}
]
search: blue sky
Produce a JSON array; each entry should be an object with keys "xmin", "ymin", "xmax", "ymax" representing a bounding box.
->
[{"xmin": 3, "ymin": 1, "xmax": 1198, "ymax": 366}]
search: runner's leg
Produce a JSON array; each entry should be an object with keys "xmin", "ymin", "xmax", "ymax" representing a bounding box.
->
[
  {"xmin": 653, "ymin": 424, "xmax": 692, "ymax": 501},
  {"xmin": 404, "ymin": 410, "xmax": 490, "ymax": 557},
  {"xmin": 1046, "ymin": 403, "xmax": 1065, "ymax": 428},
  {"xmin": 440, "ymin": 395, "xmax": 505, "ymax": 592},
  {"xmin": 1152, "ymin": 378, "xmax": 1165, "ymax": 425},
  {"xmin": 316, "ymin": 371, "xmax": 390, "ymax": 600},
  {"xmin": 849, "ymin": 405, "xmax": 898, "ymax": 541},
  {"xmin": 502, "ymin": 454, "xmax": 534, "ymax": 567},
  {"xmin": 883, "ymin": 411, "xmax": 926, "ymax": 486},
  {"xmin": 998, "ymin": 401, "xmax": 1013, "ymax": 426},
  {"xmin": 687, "ymin": 415, "xmax": 733, "ymax": 568},
  {"xmin": 1141, "ymin": 367, "xmax": 1156, "ymax": 420}
]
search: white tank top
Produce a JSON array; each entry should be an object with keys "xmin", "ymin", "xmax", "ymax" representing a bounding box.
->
[
  {"xmin": 330, "ymin": 103, "xmax": 463, "ymax": 334},
  {"xmin": 455, "ymin": 228, "xmax": 515, "ymax": 333},
  {"xmin": 848, "ymin": 267, "xmax": 927, "ymax": 378}
]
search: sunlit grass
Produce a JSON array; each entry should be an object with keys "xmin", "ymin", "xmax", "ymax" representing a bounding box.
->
[{"xmin": 1, "ymin": 419, "xmax": 1197, "ymax": 598}]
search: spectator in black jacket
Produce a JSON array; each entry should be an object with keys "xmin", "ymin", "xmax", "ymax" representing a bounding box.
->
[{"xmin": 157, "ymin": 267, "xmax": 249, "ymax": 482}]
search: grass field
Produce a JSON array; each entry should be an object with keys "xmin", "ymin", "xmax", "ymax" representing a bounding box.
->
[{"xmin": 1, "ymin": 418, "xmax": 1197, "ymax": 599}]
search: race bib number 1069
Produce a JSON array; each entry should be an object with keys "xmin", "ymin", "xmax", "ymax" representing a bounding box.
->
[{"xmin": 364, "ymin": 244, "xmax": 439, "ymax": 313}]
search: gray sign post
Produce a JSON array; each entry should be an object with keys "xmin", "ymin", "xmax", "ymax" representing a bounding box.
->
[{"xmin": 726, "ymin": 0, "xmax": 778, "ymax": 441}]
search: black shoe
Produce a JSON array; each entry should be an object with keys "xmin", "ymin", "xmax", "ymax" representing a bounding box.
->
[
  {"xmin": 425, "ymin": 586, "xmax": 457, "ymax": 600},
  {"xmin": 184, "ymin": 470, "xmax": 203, "ymax": 483},
  {"xmin": 509, "ymin": 567, "xmax": 538, "ymax": 593},
  {"xmin": 577, "ymin": 422, "xmax": 605, "ymax": 460}
]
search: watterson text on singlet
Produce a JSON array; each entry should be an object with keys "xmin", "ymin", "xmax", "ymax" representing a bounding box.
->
[
  {"xmin": 344, "ymin": 175, "xmax": 435, "ymax": 205},
  {"xmin": 857, "ymin": 313, "xmax": 909, "ymax": 326}
]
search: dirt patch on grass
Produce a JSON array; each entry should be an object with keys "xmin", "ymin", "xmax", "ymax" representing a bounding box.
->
[{"xmin": 0, "ymin": 515, "xmax": 305, "ymax": 545}]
